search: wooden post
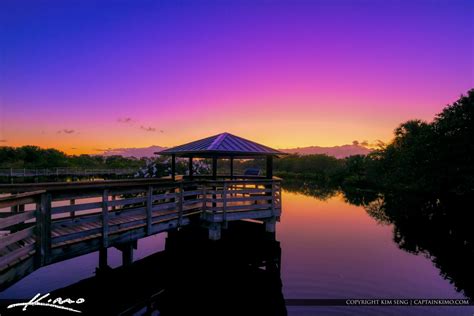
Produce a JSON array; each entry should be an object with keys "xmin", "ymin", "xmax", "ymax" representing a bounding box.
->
[
  {"xmin": 266, "ymin": 156, "xmax": 273, "ymax": 179},
  {"xmin": 212, "ymin": 156, "xmax": 217, "ymax": 180},
  {"xmin": 111, "ymin": 195, "xmax": 116, "ymax": 211},
  {"xmin": 201, "ymin": 187, "xmax": 207, "ymax": 212},
  {"xmin": 146, "ymin": 186, "xmax": 153, "ymax": 235},
  {"xmin": 178, "ymin": 183, "xmax": 184, "ymax": 226},
  {"xmin": 271, "ymin": 182, "xmax": 275, "ymax": 216},
  {"xmin": 11, "ymin": 204, "xmax": 19, "ymax": 213},
  {"xmin": 230, "ymin": 157, "xmax": 234, "ymax": 179},
  {"xmin": 171, "ymin": 154, "xmax": 176, "ymax": 181},
  {"xmin": 70, "ymin": 199, "xmax": 75, "ymax": 218},
  {"xmin": 36, "ymin": 193, "xmax": 51, "ymax": 265},
  {"xmin": 222, "ymin": 182, "xmax": 228, "ymax": 229},
  {"xmin": 102, "ymin": 190, "xmax": 109, "ymax": 248},
  {"xmin": 188, "ymin": 156, "xmax": 193, "ymax": 179},
  {"xmin": 34, "ymin": 201, "xmax": 43, "ymax": 267}
]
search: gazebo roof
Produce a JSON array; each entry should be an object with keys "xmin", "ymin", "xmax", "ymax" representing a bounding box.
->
[{"xmin": 156, "ymin": 132, "xmax": 286, "ymax": 157}]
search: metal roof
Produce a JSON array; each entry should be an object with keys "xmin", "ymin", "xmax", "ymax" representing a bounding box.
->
[{"xmin": 156, "ymin": 132, "xmax": 286, "ymax": 157}]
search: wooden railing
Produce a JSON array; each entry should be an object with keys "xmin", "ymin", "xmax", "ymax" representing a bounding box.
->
[
  {"xmin": 0, "ymin": 178, "xmax": 282, "ymax": 289},
  {"xmin": 0, "ymin": 168, "xmax": 137, "ymax": 178}
]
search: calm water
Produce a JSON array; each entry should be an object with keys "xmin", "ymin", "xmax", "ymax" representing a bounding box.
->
[{"xmin": 1, "ymin": 186, "xmax": 473, "ymax": 315}]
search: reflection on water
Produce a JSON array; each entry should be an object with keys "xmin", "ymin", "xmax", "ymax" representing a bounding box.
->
[
  {"xmin": 1, "ymin": 180, "xmax": 474, "ymax": 316},
  {"xmin": 281, "ymin": 181, "xmax": 474, "ymax": 315},
  {"xmin": 3, "ymin": 222, "xmax": 285, "ymax": 316}
]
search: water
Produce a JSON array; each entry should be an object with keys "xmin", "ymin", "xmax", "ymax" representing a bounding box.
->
[
  {"xmin": 1, "ymin": 184, "xmax": 473, "ymax": 315},
  {"xmin": 279, "ymin": 190, "xmax": 473, "ymax": 315}
]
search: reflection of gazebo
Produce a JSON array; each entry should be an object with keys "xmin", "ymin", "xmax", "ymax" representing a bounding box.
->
[{"xmin": 156, "ymin": 132, "xmax": 287, "ymax": 180}]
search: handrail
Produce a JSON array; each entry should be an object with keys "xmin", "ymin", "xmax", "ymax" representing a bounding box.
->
[
  {"xmin": 0, "ymin": 190, "xmax": 45, "ymax": 208},
  {"xmin": 0, "ymin": 177, "xmax": 281, "ymax": 193}
]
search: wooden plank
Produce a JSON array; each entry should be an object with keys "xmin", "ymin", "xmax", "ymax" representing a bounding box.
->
[
  {"xmin": 208, "ymin": 196, "xmax": 272, "ymax": 203},
  {"xmin": 0, "ymin": 178, "xmax": 177, "ymax": 194},
  {"xmin": 151, "ymin": 202, "xmax": 177, "ymax": 212},
  {"xmin": 0, "ymin": 190, "xmax": 45, "ymax": 209},
  {"xmin": 51, "ymin": 201, "xmax": 102, "ymax": 214},
  {"xmin": 108, "ymin": 196, "xmax": 146, "ymax": 207},
  {"xmin": 0, "ymin": 226, "xmax": 35, "ymax": 249},
  {"xmin": 0, "ymin": 243, "xmax": 35, "ymax": 270},
  {"xmin": 102, "ymin": 190, "xmax": 109, "ymax": 248},
  {"xmin": 208, "ymin": 203, "xmax": 271, "ymax": 212},
  {"xmin": 152, "ymin": 192, "xmax": 177, "ymax": 201},
  {"xmin": 206, "ymin": 188, "xmax": 272, "ymax": 195},
  {"xmin": 0, "ymin": 211, "xmax": 35, "ymax": 230}
]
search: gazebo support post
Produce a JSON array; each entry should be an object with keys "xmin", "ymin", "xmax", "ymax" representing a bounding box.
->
[
  {"xmin": 212, "ymin": 156, "xmax": 217, "ymax": 207},
  {"xmin": 188, "ymin": 157, "xmax": 193, "ymax": 179},
  {"xmin": 230, "ymin": 157, "xmax": 234, "ymax": 179},
  {"xmin": 266, "ymin": 156, "xmax": 273, "ymax": 179},
  {"xmin": 171, "ymin": 154, "xmax": 176, "ymax": 181},
  {"xmin": 212, "ymin": 156, "xmax": 217, "ymax": 180}
]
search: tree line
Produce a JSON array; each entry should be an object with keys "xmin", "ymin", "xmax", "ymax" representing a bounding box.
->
[
  {"xmin": 275, "ymin": 89, "xmax": 473, "ymax": 195},
  {"xmin": 0, "ymin": 146, "xmax": 146, "ymax": 169}
]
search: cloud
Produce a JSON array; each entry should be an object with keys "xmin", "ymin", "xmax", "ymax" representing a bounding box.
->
[
  {"xmin": 70, "ymin": 147, "xmax": 77, "ymax": 150},
  {"xmin": 57, "ymin": 129, "xmax": 75, "ymax": 134},
  {"xmin": 352, "ymin": 140, "xmax": 359, "ymax": 146},
  {"xmin": 92, "ymin": 148, "xmax": 110, "ymax": 152},
  {"xmin": 0, "ymin": 139, "xmax": 7, "ymax": 143},
  {"xmin": 361, "ymin": 140, "xmax": 369, "ymax": 147},
  {"xmin": 140, "ymin": 126, "xmax": 157, "ymax": 132},
  {"xmin": 118, "ymin": 117, "xmax": 133, "ymax": 123}
]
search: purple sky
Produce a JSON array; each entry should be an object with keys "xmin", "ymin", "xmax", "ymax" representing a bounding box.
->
[{"xmin": 1, "ymin": 0, "xmax": 473, "ymax": 153}]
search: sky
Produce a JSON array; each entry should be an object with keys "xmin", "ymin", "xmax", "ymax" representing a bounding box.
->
[{"xmin": 0, "ymin": 0, "xmax": 473, "ymax": 154}]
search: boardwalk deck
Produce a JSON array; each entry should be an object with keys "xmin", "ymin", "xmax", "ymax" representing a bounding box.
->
[{"xmin": 0, "ymin": 177, "xmax": 282, "ymax": 290}]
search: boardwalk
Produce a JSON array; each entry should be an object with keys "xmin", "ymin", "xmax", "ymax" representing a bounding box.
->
[
  {"xmin": 0, "ymin": 167, "xmax": 137, "ymax": 178},
  {"xmin": 0, "ymin": 177, "xmax": 282, "ymax": 290}
]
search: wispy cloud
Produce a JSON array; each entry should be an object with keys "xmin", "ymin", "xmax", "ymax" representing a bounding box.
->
[
  {"xmin": 140, "ymin": 126, "xmax": 157, "ymax": 132},
  {"xmin": 360, "ymin": 140, "xmax": 369, "ymax": 147},
  {"xmin": 118, "ymin": 117, "xmax": 133, "ymax": 123},
  {"xmin": 0, "ymin": 139, "xmax": 7, "ymax": 143},
  {"xmin": 57, "ymin": 129, "xmax": 75, "ymax": 134}
]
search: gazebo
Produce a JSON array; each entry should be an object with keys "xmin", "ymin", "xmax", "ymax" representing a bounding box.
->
[{"xmin": 156, "ymin": 132, "xmax": 286, "ymax": 180}]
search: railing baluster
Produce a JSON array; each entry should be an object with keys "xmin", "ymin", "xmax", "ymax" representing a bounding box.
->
[
  {"xmin": 201, "ymin": 186, "xmax": 207, "ymax": 212},
  {"xmin": 37, "ymin": 193, "xmax": 51, "ymax": 265},
  {"xmin": 146, "ymin": 186, "xmax": 153, "ymax": 235},
  {"xmin": 222, "ymin": 182, "xmax": 227, "ymax": 224},
  {"xmin": 178, "ymin": 183, "xmax": 183, "ymax": 226},
  {"xmin": 102, "ymin": 190, "xmax": 109, "ymax": 248},
  {"xmin": 271, "ymin": 181, "xmax": 275, "ymax": 216},
  {"xmin": 70, "ymin": 199, "xmax": 75, "ymax": 218}
]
